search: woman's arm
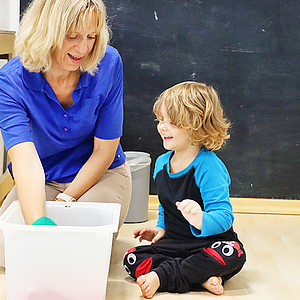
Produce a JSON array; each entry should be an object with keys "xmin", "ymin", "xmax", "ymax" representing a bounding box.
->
[
  {"xmin": 60, "ymin": 136, "xmax": 120, "ymax": 200},
  {"xmin": 8, "ymin": 142, "xmax": 46, "ymax": 225}
]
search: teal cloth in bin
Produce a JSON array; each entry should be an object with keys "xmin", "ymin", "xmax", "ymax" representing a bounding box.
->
[
  {"xmin": 32, "ymin": 216, "xmax": 57, "ymax": 226},
  {"xmin": 125, "ymin": 152, "xmax": 151, "ymax": 223}
]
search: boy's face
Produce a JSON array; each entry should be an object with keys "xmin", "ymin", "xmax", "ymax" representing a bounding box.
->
[{"xmin": 157, "ymin": 105, "xmax": 191, "ymax": 153}]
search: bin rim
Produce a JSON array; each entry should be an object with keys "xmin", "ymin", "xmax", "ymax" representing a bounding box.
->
[
  {"xmin": 124, "ymin": 151, "xmax": 150, "ymax": 154},
  {"xmin": 125, "ymin": 151, "xmax": 151, "ymax": 172},
  {"xmin": 0, "ymin": 201, "xmax": 121, "ymax": 233}
]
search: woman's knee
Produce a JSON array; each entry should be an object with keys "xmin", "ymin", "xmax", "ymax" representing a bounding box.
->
[{"xmin": 78, "ymin": 163, "xmax": 132, "ymax": 226}]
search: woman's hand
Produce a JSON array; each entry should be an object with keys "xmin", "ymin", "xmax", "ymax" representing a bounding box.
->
[
  {"xmin": 133, "ymin": 227, "xmax": 165, "ymax": 243},
  {"xmin": 176, "ymin": 199, "xmax": 203, "ymax": 230}
]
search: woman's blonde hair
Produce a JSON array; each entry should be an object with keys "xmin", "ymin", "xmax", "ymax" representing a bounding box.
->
[
  {"xmin": 15, "ymin": 0, "xmax": 110, "ymax": 74},
  {"xmin": 153, "ymin": 81, "xmax": 231, "ymax": 151}
]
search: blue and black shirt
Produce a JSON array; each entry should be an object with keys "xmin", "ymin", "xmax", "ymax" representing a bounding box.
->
[{"xmin": 154, "ymin": 149, "xmax": 238, "ymax": 241}]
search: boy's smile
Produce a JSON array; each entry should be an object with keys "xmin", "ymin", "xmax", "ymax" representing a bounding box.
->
[
  {"xmin": 157, "ymin": 106, "xmax": 192, "ymax": 153},
  {"xmin": 163, "ymin": 136, "xmax": 173, "ymax": 140}
]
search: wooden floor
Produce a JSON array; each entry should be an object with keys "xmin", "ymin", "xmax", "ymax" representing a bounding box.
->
[
  {"xmin": 0, "ymin": 210, "xmax": 299, "ymax": 299},
  {"xmin": 107, "ymin": 210, "xmax": 300, "ymax": 300}
]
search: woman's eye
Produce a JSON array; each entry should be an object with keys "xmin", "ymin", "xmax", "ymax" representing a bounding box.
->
[
  {"xmin": 88, "ymin": 35, "xmax": 97, "ymax": 40},
  {"xmin": 67, "ymin": 35, "xmax": 78, "ymax": 40}
]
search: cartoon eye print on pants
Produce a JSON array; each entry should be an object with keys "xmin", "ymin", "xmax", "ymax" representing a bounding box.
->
[
  {"xmin": 124, "ymin": 264, "xmax": 131, "ymax": 275},
  {"xmin": 211, "ymin": 241, "xmax": 221, "ymax": 249},
  {"xmin": 204, "ymin": 241, "xmax": 237, "ymax": 266},
  {"xmin": 127, "ymin": 253, "xmax": 137, "ymax": 265},
  {"xmin": 221, "ymin": 244, "xmax": 234, "ymax": 256},
  {"xmin": 123, "ymin": 253, "xmax": 137, "ymax": 275},
  {"xmin": 211, "ymin": 241, "xmax": 233, "ymax": 256}
]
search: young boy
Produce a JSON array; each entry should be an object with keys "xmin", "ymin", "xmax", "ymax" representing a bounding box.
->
[{"xmin": 123, "ymin": 81, "xmax": 246, "ymax": 298}]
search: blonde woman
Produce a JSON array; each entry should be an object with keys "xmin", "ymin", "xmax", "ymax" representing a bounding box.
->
[
  {"xmin": 0, "ymin": 0, "xmax": 131, "ymax": 229},
  {"xmin": 123, "ymin": 82, "xmax": 246, "ymax": 298}
]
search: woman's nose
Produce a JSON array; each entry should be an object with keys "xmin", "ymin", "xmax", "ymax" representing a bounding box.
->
[{"xmin": 76, "ymin": 39, "xmax": 88, "ymax": 54}]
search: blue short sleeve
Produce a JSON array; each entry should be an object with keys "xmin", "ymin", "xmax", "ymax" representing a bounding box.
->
[
  {"xmin": 94, "ymin": 50, "xmax": 124, "ymax": 140},
  {"xmin": 0, "ymin": 65, "xmax": 33, "ymax": 150}
]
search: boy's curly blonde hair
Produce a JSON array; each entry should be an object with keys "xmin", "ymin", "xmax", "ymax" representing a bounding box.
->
[{"xmin": 153, "ymin": 81, "xmax": 231, "ymax": 151}]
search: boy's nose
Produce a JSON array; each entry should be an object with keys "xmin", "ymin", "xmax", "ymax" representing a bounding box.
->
[{"xmin": 158, "ymin": 122, "xmax": 166, "ymax": 131}]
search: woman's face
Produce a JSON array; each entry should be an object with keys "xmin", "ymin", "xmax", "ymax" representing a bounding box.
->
[{"xmin": 51, "ymin": 15, "xmax": 97, "ymax": 75}]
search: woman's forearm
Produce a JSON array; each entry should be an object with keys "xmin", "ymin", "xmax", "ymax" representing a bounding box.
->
[
  {"xmin": 63, "ymin": 137, "xmax": 119, "ymax": 200},
  {"xmin": 8, "ymin": 142, "xmax": 46, "ymax": 224}
]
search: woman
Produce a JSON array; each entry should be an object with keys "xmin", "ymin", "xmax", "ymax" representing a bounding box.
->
[{"xmin": 0, "ymin": 0, "xmax": 132, "ymax": 228}]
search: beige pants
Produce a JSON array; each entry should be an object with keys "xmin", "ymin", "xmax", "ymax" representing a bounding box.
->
[{"xmin": 0, "ymin": 161, "xmax": 132, "ymax": 266}]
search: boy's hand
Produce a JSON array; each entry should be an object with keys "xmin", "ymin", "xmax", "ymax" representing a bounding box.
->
[
  {"xmin": 176, "ymin": 199, "xmax": 203, "ymax": 230},
  {"xmin": 133, "ymin": 227, "xmax": 165, "ymax": 243}
]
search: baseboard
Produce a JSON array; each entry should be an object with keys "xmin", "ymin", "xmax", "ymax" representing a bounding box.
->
[{"xmin": 148, "ymin": 195, "xmax": 300, "ymax": 215}]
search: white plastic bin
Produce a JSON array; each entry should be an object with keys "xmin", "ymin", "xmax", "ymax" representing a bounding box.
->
[
  {"xmin": 125, "ymin": 151, "xmax": 151, "ymax": 223},
  {"xmin": 0, "ymin": 201, "xmax": 121, "ymax": 300}
]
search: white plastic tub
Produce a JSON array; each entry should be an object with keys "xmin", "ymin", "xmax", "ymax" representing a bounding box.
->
[{"xmin": 0, "ymin": 201, "xmax": 121, "ymax": 300}]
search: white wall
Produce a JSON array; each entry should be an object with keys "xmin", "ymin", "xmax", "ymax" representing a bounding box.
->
[
  {"xmin": 0, "ymin": 0, "xmax": 20, "ymax": 32},
  {"xmin": 0, "ymin": 0, "xmax": 20, "ymax": 173},
  {"xmin": 0, "ymin": 60, "xmax": 6, "ymax": 174},
  {"xmin": 0, "ymin": 60, "xmax": 5, "ymax": 174}
]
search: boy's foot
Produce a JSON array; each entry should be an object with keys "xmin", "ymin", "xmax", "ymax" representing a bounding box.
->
[
  {"xmin": 137, "ymin": 272, "xmax": 160, "ymax": 299},
  {"xmin": 201, "ymin": 276, "xmax": 224, "ymax": 295}
]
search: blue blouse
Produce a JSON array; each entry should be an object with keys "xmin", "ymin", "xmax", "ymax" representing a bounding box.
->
[{"xmin": 0, "ymin": 46, "xmax": 126, "ymax": 182}]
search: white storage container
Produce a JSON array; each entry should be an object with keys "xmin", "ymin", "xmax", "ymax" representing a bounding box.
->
[{"xmin": 0, "ymin": 201, "xmax": 120, "ymax": 300}]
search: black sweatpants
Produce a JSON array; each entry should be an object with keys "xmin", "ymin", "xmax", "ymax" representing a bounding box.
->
[{"xmin": 123, "ymin": 238, "xmax": 246, "ymax": 293}]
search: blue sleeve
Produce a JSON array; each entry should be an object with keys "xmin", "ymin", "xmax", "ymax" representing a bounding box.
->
[
  {"xmin": 0, "ymin": 72, "xmax": 33, "ymax": 150},
  {"xmin": 191, "ymin": 153, "xmax": 234, "ymax": 237},
  {"xmin": 153, "ymin": 152, "xmax": 170, "ymax": 180},
  {"xmin": 156, "ymin": 203, "xmax": 165, "ymax": 229},
  {"xmin": 153, "ymin": 153, "xmax": 170, "ymax": 230},
  {"xmin": 95, "ymin": 50, "xmax": 124, "ymax": 139}
]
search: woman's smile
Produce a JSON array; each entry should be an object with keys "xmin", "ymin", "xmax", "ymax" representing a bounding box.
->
[{"xmin": 68, "ymin": 53, "xmax": 84, "ymax": 63}]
